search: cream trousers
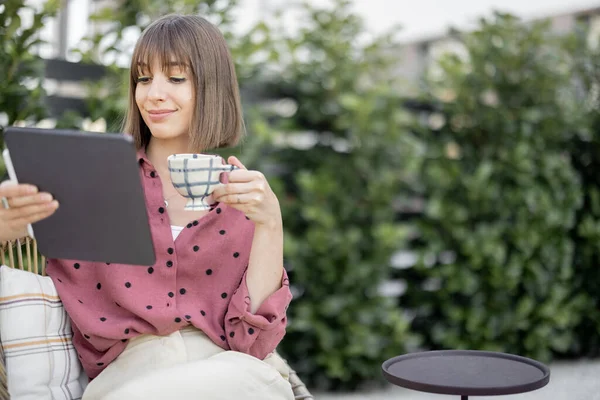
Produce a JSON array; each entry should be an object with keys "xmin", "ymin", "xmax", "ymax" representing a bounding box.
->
[{"xmin": 82, "ymin": 326, "xmax": 294, "ymax": 400}]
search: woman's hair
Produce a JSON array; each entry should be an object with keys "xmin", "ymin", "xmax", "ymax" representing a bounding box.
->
[{"xmin": 122, "ymin": 14, "xmax": 244, "ymax": 152}]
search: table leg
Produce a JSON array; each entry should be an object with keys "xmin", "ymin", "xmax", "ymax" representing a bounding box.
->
[{"xmin": 461, "ymin": 396, "xmax": 468, "ymax": 400}]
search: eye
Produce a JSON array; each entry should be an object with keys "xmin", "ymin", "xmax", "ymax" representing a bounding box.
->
[
  {"xmin": 169, "ymin": 77, "xmax": 186, "ymax": 83},
  {"xmin": 136, "ymin": 76, "xmax": 151, "ymax": 83}
]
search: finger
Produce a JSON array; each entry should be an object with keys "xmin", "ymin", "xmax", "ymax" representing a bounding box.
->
[
  {"xmin": 7, "ymin": 192, "xmax": 54, "ymax": 208},
  {"xmin": 11, "ymin": 207, "xmax": 58, "ymax": 227},
  {"xmin": 0, "ymin": 182, "xmax": 38, "ymax": 198},
  {"xmin": 227, "ymin": 156, "xmax": 247, "ymax": 170},
  {"xmin": 2, "ymin": 201, "xmax": 59, "ymax": 221},
  {"xmin": 218, "ymin": 157, "xmax": 249, "ymax": 184},
  {"xmin": 212, "ymin": 181, "xmax": 262, "ymax": 199},
  {"xmin": 226, "ymin": 169, "xmax": 265, "ymax": 184},
  {"xmin": 213, "ymin": 192, "xmax": 260, "ymax": 206}
]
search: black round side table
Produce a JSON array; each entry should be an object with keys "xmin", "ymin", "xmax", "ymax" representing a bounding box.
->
[{"xmin": 382, "ymin": 350, "xmax": 550, "ymax": 400}]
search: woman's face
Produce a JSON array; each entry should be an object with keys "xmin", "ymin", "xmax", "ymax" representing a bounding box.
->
[{"xmin": 135, "ymin": 60, "xmax": 194, "ymax": 143}]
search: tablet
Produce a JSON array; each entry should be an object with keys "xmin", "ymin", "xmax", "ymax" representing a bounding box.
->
[{"xmin": 3, "ymin": 126, "xmax": 156, "ymax": 266}]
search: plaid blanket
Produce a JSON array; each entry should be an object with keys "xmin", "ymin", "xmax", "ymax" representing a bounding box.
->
[{"xmin": 0, "ymin": 266, "xmax": 83, "ymax": 399}]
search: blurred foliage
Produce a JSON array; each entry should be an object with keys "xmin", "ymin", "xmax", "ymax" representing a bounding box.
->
[
  {"xmin": 0, "ymin": 0, "xmax": 60, "ymax": 175},
  {"xmin": 566, "ymin": 26, "xmax": 600, "ymax": 357},
  {"xmin": 399, "ymin": 12, "xmax": 600, "ymax": 363},
  {"xmin": 244, "ymin": 0, "xmax": 420, "ymax": 390}
]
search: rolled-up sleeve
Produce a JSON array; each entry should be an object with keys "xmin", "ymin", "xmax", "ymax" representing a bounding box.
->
[{"xmin": 224, "ymin": 269, "xmax": 292, "ymax": 359}]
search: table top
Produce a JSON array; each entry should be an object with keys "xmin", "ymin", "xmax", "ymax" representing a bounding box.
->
[{"xmin": 382, "ymin": 350, "xmax": 550, "ymax": 396}]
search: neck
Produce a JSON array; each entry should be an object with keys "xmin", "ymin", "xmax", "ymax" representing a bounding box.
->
[{"xmin": 146, "ymin": 136, "xmax": 190, "ymax": 176}]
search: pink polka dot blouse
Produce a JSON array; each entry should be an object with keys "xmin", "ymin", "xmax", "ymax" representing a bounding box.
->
[{"xmin": 46, "ymin": 150, "xmax": 293, "ymax": 379}]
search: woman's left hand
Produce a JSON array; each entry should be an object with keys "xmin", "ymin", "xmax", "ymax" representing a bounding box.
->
[{"xmin": 212, "ymin": 156, "xmax": 282, "ymax": 228}]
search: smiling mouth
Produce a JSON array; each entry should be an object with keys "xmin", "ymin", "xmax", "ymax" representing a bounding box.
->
[
  {"xmin": 148, "ymin": 110, "xmax": 176, "ymax": 114},
  {"xmin": 146, "ymin": 110, "xmax": 176, "ymax": 122}
]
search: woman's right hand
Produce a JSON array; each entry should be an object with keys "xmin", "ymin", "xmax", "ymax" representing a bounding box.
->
[{"xmin": 0, "ymin": 181, "xmax": 59, "ymax": 243}]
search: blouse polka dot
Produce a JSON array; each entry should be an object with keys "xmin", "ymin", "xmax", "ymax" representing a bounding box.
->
[{"xmin": 45, "ymin": 149, "xmax": 292, "ymax": 380}]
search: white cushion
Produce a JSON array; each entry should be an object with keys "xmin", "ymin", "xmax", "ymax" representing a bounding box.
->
[{"xmin": 0, "ymin": 265, "xmax": 84, "ymax": 400}]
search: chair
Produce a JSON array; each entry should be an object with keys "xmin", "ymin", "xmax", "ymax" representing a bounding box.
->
[{"xmin": 0, "ymin": 238, "xmax": 313, "ymax": 400}]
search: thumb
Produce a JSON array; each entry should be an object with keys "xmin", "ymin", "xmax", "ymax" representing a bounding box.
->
[{"xmin": 227, "ymin": 156, "xmax": 247, "ymax": 170}]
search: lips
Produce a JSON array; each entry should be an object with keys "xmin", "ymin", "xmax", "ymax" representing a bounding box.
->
[
  {"xmin": 148, "ymin": 109, "xmax": 175, "ymax": 114},
  {"xmin": 146, "ymin": 109, "xmax": 175, "ymax": 121}
]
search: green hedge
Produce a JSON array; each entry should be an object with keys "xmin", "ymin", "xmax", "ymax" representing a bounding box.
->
[
  {"xmin": 250, "ymin": 1, "xmax": 421, "ymax": 390},
  {"xmin": 567, "ymin": 27, "xmax": 600, "ymax": 357},
  {"xmin": 398, "ymin": 13, "xmax": 600, "ymax": 363}
]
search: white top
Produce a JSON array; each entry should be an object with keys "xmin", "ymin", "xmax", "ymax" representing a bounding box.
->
[{"xmin": 171, "ymin": 225, "xmax": 184, "ymax": 240}]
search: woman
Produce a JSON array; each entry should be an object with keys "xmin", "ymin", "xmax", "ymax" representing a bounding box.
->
[{"xmin": 0, "ymin": 14, "xmax": 293, "ymax": 400}]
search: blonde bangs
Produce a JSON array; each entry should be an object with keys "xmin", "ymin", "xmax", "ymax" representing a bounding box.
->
[{"xmin": 130, "ymin": 22, "xmax": 194, "ymax": 79}]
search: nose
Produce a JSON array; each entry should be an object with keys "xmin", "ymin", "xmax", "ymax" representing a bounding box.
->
[{"xmin": 147, "ymin": 79, "xmax": 167, "ymax": 101}]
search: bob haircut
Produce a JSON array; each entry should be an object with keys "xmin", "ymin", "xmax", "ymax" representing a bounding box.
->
[{"xmin": 122, "ymin": 14, "xmax": 244, "ymax": 152}]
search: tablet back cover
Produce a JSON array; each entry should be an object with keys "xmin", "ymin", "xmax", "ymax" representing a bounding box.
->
[{"xmin": 4, "ymin": 127, "xmax": 156, "ymax": 266}]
